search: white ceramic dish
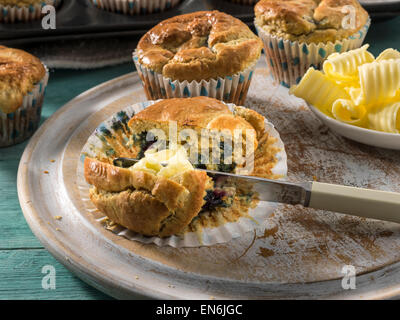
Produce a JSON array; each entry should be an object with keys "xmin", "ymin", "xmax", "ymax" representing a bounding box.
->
[{"xmin": 308, "ymin": 104, "xmax": 400, "ymax": 150}]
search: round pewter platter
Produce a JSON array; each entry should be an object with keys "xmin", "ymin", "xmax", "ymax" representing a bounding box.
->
[{"xmin": 18, "ymin": 65, "xmax": 400, "ymax": 299}]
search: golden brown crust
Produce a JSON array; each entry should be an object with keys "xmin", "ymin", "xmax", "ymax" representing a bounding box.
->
[
  {"xmin": 90, "ymin": 189, "xmax": 172, "ymax": 236},
  {"xmin": 128, "ymin": 97, "xmax": 261, "ymax": 164},
  {"xmin": 85, "ymin": 157, "xmax": 189, "ymax": 211},
  {"xmin": 84, "ymin": 157, "xmax": 139, "ymax": 192},
  {"xmin": 130, "ymin": 97, "xmax": 231, "ymax": 129},
  {"xmin": 85, "ymin": 157, "xmax": 209, "ymax": 237},
  {"xmin": 0, "ymin": 45, "xmax": 45, "ymax": 114},
  {"xmin": 129, "ymin": 97, "xmax": 260, "ymax": 137},
  {"xmin": 232, "ymin": 105, "xmax": 266, "ymax": 139},
  {"xmin": 136, "ymin": 10, "xmax": 263, "ymax": 82},
  {"xmin": 158, "ymin": 170, "xmax": 209, "ymax": 236},
  {"xmin": 254, "ymin": 0, "xmax": 369, "ymax": 43}
]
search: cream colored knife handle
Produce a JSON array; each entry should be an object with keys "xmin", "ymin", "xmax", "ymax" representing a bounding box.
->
[{"xmin": 309, "ymin": 182, "xmax": 400, "ymax": 223}]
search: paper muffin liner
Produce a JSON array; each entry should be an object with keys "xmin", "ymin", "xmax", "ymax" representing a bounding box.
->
[
  {"xmin": 255, "ymin": 19, "xmax": 371, "ymax": 88},
  {"xmin": 0, "ymin": 0, "xmax": 61, "ymax": 23},
  {"xmin": 78, "ymin": 100, "xmax": 287, "ymax": 248},
  {"xmin": 133, "ymin": 53, "xmax": 257, "ymax": 106},
  {"xmin": 0, "ymin": 67, "xmax": 49, "ymax": 147},
  {"xmin": 89, "ymin": 0, "xmax": 181, "ymax": 15}
]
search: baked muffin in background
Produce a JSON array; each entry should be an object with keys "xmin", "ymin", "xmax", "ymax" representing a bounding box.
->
[
  {"xmin": 0, "ymin": 0, "xmax": 62, "ymax": 23},
  {"xmin": 133, "ymin": 10, "xmax": 264, "ymax": 106},
  {"xmin": 89, "ymin": 0, "xmax": 181, "ymax": 15},
  {"xmin": 254, "ymin": 0, "xmax": 370, "ymax": 87},
  {"xmin": 0, "ymin": 46, "xmax": 49, "ymax": 147}
]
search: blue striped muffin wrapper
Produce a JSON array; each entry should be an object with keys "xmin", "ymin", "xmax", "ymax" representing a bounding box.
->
[
  {"xmin": 133, "ymin": 52, "xmax": 257, "ymax": 106},
  {"xmin": 0, "ymin": 0, "xmax": 61, "ymax": 23},
  {"xmin": 89, "ymin": 0, "xmax": 181, "ymax": 15},
  {"xmin": 0, "ymin": 67, "xmax": 49, "ymax": 147},
  {"xmin": 79, "ymin": 100, "xmax": 287, "ymax": 247},
  {"xmin": 255, "ymin": 19, "xmax": 371, "ymax": 88}
]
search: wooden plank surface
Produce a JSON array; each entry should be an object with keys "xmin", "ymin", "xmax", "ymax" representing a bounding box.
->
[
  {"xmin": 0, "ymin": 142, "xmax": 42, "ymax": 249},
  {"xmin": 0, "ymin": 249, "xmax": 110, "ymax": 300},
  {"xmin": 0, "ymin": 16, "xmax": 399, "ymax": 299},
  {"xmin": 0, "ymin": 64, "xmax": 132, "ymax": 299}
]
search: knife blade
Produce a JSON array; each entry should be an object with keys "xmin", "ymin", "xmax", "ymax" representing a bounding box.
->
[
  {"xmin": 113, "ymin": 157, "xmax": 312, "ymax": 206},
  {"xmin": 113, "ymin": 156, "xmax": 400, "ymax": 224}
]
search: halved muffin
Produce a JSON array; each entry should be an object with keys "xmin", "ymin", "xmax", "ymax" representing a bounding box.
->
[
  {"xmin": 128, "ymin": 97, "xmax": 265, "ymax": 173},
  {"xmin": 85, "ymin": 154, "xmax": 210, "ymax": 237},
  {"xmin": 84, "ymin": 97, "xmax": 280, "ymax": 237}
]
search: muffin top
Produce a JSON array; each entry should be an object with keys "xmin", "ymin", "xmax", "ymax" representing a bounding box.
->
[
  {"xmin": 130, "ymin": 96, "xmax": 261, "ymax": 135},
  {"xmin": 254, "ymin": 0, "xmax": 369, "ymax": 43},
  {"xmin": 0, "ymin": 46, "xmax": 46, "ymax": 114},
  {"xmin": 0, "ymin": 0, "xmax": 45, "ymax": 6},
  {"xmin": 136, "ymin": 10, "xmax": 263, "ymax": 82}
]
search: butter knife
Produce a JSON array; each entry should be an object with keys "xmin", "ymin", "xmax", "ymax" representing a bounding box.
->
[{"xmin": 113, "ymin": 157, "xmax": 400, "ymax": 224}]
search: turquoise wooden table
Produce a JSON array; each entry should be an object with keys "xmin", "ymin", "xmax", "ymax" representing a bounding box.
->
[{"xmin": 1, "ymin": 17, "xmax": 400, "ymax": 300}]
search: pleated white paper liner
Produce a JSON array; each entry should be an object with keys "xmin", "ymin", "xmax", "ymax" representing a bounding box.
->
[
  {"xmin": 133, "ymin": 52, "xmax": 257, "ymax": 106},
  {"xmin": 255, "ymin": 19, "xmax": 371, "ymax": 88},
  {"xmin": 89, "ymin": 0, "xmax": 181, "ymax": 15},
  {"xmin": 0, "ymin": 0, "xmax": 61, "ymax": 23},
  {"xmin": 0, "ymin": 67, "xmax": 49, "ymax": 147},
  {"xmin": 78, "ymin": 100, "xmax": 288, "ymax": 247}
]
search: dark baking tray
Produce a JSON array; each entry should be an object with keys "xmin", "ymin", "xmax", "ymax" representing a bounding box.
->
[
  {"xmin": 0, "ymin": 0, "xmax": 255, "ymax": 45},
  {"xmin": 360, "ymin": 0, "xmax": 400, "ymax": 12},
  {"xmin": 359, "ymin": 0, "xmax": 400, "ymax": 20},
  {"xmin": 3, "ymin": 0, "xmax": 399, "ymax": 46}
]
